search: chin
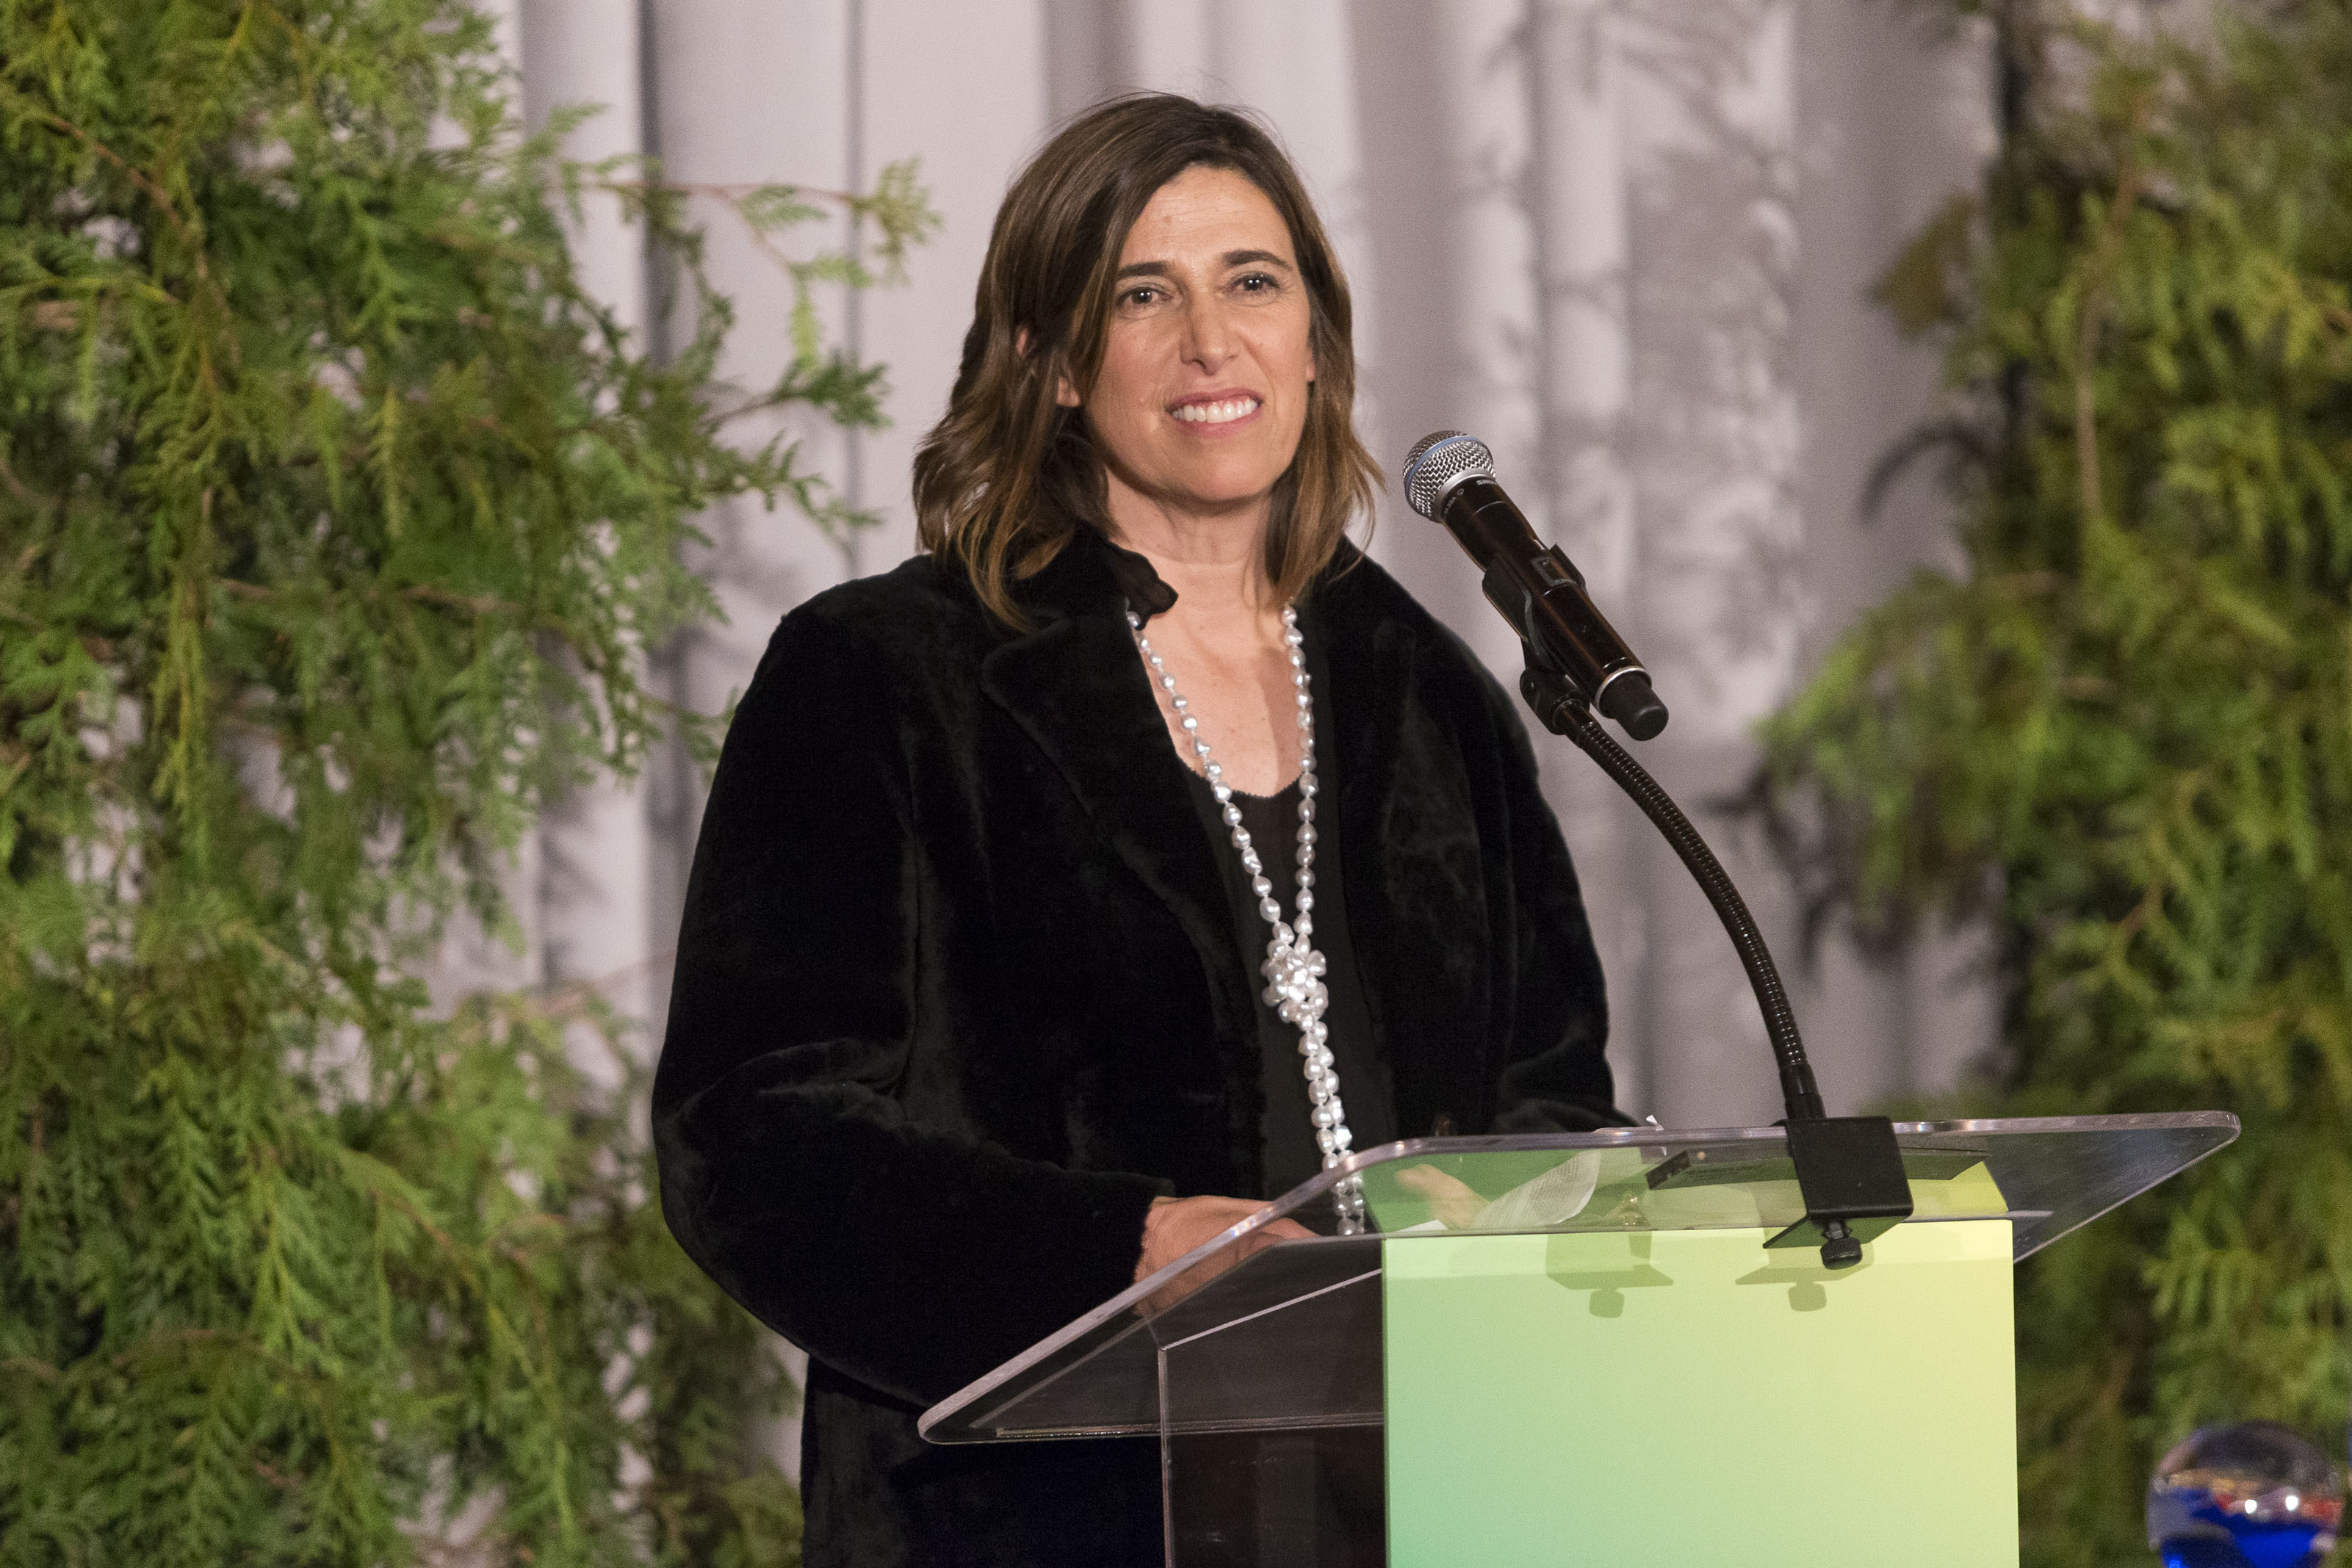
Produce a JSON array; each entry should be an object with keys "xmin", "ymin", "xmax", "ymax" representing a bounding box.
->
[{"xmin": 1159, "ymin": 452, "xmax": 1292, "ymax": 506}]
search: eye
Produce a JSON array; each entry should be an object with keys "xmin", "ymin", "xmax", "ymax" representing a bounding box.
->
[
  {"xmin": 1118, "ymin": 283, "xmax": 1166, "ymax": 308},
  {"xmin": 1234, "ymin": 272, "xmax": 1279, "ymax": 295}
]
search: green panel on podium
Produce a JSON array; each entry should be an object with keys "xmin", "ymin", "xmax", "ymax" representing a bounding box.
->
[{"xmin": 1385, "ymin": 1219, "xmax": 2017, "ymax": 1566}]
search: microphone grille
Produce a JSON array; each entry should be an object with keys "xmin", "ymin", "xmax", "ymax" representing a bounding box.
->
[{"xmin": 1402, "ymin": 431, "xmax": 1494, "ymax": 520}]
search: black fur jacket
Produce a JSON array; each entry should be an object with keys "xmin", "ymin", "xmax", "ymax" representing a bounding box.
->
[{"xmin": 652, "ymin": 527, "xmax": 1622, "ymax": 1567}]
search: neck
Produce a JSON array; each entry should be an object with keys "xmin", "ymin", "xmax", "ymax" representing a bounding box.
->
[{"xmin": 1102, "ymin": 477, "xmax": 1279, "ymax": 620}]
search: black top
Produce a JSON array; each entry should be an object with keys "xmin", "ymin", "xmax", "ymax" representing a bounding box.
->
[{"xmin": 1180, "ymin": 759, "xmax": 1393, "ymax": 1202}]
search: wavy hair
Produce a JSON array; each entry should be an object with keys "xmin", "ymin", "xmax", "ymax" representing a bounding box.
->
[{"xmin": 911, "ymin": 93, "xmax": 1380, "ymax": 626}]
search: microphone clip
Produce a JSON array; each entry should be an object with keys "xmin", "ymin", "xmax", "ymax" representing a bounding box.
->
[
  {"xmin": 1517, "ymin": 644, "xmax": 1664, "ymax": 745},
  {"xmin": 1490, "ymin": 549, "xmax": 1667, "ymax": 741},
  {"xmin": 1518, "ymin": 653, "xmax": 1587, "ymax": 736}
]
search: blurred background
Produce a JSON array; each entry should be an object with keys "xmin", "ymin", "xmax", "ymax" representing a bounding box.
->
[{"xmin": 470, "ymin": 0, "xmax": 2002, "ymax": 1144}]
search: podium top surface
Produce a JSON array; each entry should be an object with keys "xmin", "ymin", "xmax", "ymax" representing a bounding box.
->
[{"xmin": 918, "ymin": 1112, "xmax": 2236, "ymax": 1443}]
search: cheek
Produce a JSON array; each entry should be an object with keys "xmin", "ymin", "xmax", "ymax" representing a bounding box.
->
[
  {"xmin": 1266, "ymin": 316, "xmax": 1316, "ymax": 389},
  {"xmin": 1094, "ymin": 339, "xmax": 1166, "ymax": 424}
]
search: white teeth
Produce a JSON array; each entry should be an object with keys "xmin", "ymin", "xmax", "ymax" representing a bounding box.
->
[{"xmin": 1172, "ymin": 397, "xmax": 1259, "ymax": 424}]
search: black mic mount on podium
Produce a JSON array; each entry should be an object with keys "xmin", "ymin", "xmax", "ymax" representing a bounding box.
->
[{"xmin": 1402, "ymin": 430, "xmax": 1911, "ymax": 1269}]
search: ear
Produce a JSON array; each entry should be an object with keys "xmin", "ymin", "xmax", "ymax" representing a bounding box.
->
[{"xmin": 1017, "ymin": 325, "xmax": 1083, "ymax": 408}]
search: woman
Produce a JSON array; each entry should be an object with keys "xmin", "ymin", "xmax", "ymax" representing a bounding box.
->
[{"xmin": 653, "ymin": 94, "xmax": 1622, "ymax": 1567}]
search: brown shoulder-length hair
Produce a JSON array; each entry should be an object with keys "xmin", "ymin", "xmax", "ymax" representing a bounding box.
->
[{"xmin": 912, "ymin": 93, "xmax": 1381, "ymax": 626}]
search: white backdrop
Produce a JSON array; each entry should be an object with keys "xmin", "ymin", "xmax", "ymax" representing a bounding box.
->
[{"xmin": 468, "ymin": 1, "xmax": 2002, "ymax": 1453}]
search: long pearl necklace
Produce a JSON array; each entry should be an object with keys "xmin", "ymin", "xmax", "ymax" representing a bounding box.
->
[{"xmin": 1127, "ymin": 603, "xmax": 1367, "ymax": 1235}]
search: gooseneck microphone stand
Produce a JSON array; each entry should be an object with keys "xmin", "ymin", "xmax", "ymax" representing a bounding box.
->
[
  {"xmin": 1517, "ymin": 664, "xmax": 1822, "ymax": 1121},
  {"xmin": 1404, "ymin": 432, "xmax": 1912, "ymax": 1269}
]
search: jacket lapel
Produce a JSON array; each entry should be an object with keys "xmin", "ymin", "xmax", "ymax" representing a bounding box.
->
[
  {"xmin": 976, "ymin": 541, "xmax": 1255, "ymax": 1036},
  {"xmin": 1313, "ymin": 558, "xmax": 1493, "ymax": 1134}
]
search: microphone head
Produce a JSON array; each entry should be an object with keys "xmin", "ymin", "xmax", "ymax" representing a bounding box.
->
[{"xmin": 1402, "ymin": 431, "xmax": 1495, "ymax": 520}]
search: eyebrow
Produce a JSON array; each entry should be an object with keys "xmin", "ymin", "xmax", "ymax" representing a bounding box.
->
[{"xmin": 1113, "ymin": 248, "xmax": 1296, "ymax": 280}]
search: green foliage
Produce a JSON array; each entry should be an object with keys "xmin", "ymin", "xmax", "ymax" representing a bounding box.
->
[
  {"xmin": 0, "ymin": 2, "xmax": 929, "ymax": 1561},
  {"xmin": 1761, "ymin": 3, "xmax": 2352, "ymax": 1561}
]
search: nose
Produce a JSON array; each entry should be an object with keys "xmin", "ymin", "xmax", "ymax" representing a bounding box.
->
[{"xmin": 1178, "ymin": 292, "xmax": 1235, "ymax": 374}]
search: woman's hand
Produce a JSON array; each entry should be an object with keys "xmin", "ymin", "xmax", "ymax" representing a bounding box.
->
[
  {"xmin": 1393, "ymin": 1163, "xmax": 1488, "ymax": 1229},
  {"xmin": 1134, "ymin": 1194, "xmax": 1314, "ymax": 1284}
]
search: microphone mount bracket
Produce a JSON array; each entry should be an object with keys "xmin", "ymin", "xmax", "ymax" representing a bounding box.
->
[{"xmin": 1480, "ymin": 546, "xmax": 1668, "ymax": 740}]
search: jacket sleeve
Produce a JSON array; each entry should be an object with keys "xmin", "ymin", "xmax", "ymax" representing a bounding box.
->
[
  {"xmin": 651, "ymin": 608, "xmax": 1165, "ymax": 1411},
  {"xmin": 1472, "ymin": 665, "xmax": 1630, "ymax": 1135}
]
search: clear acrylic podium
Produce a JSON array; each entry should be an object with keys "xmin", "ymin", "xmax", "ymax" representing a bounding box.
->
[{"xmin": 920, "ymin": 1113, "xmax": 2236, "ymax": 1567}]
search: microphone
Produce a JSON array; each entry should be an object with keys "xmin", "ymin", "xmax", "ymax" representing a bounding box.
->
[
  {"xmin": 1405, "ymin": 435, "xmax": 1912, "ymax": 1271},
  {"xmin": 1402, "ymin": 431, "xmax": 1668, "ymax": 742}
]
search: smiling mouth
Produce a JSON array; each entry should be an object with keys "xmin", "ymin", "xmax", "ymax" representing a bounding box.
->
[{"xmin": 1171, "ymin": 396, "xmax": 1261, "ymax": 425}]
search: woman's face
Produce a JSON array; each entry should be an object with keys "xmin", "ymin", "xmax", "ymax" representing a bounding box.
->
[{"xmin": 1060, "ymin": 165, "xmax": 1316, "ymax": 527}]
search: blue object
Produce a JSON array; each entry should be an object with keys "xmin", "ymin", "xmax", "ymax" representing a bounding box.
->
[{"xmin": 2148, "ymin": 1421, "xmax": 2343, "ymax": 1568}]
